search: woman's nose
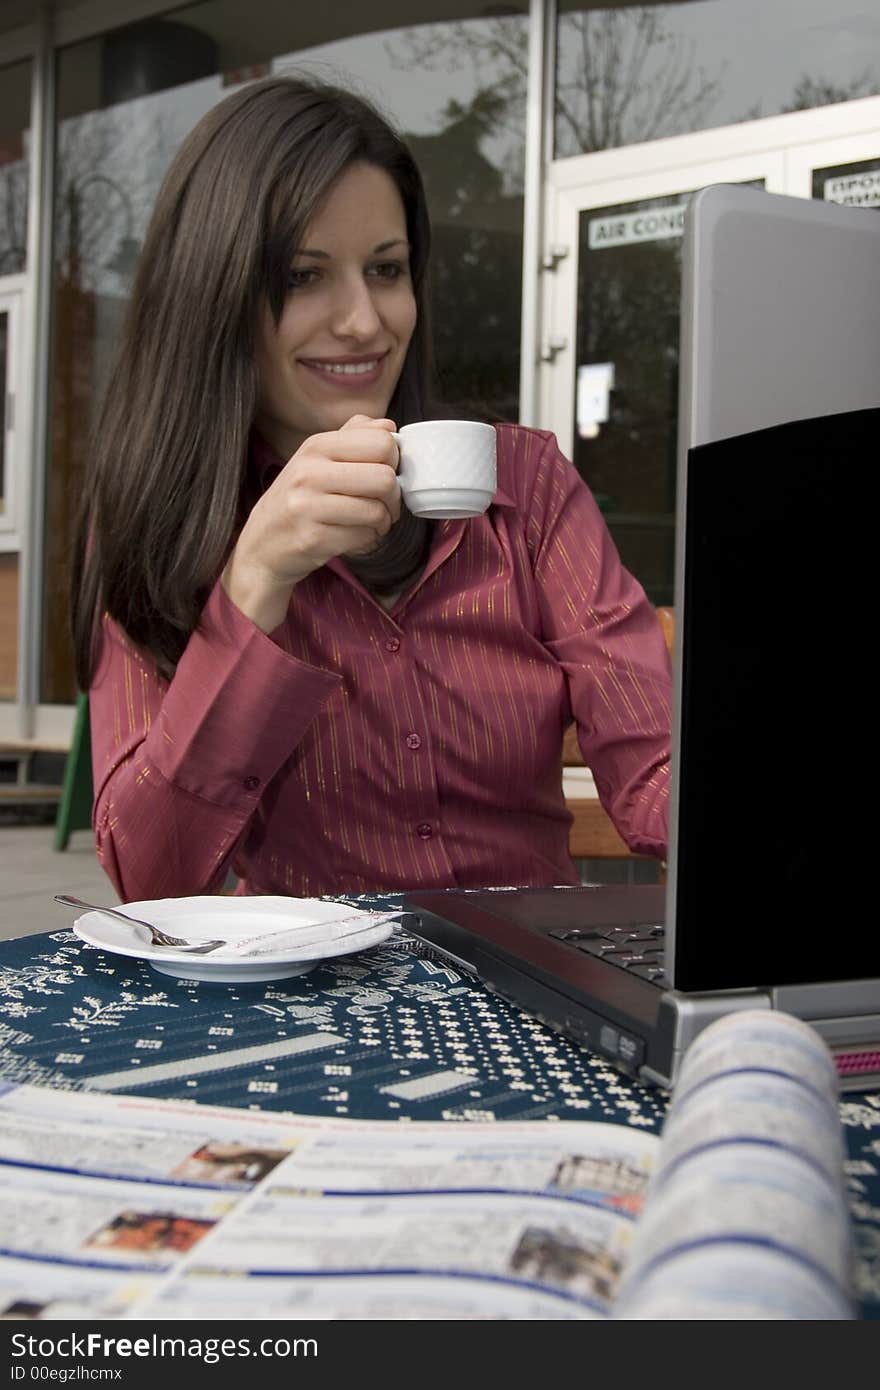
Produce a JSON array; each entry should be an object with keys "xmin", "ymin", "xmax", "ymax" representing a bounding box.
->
[{"xmin": 331, "ymin": 278, "xmax": 382, "ymax": 340}]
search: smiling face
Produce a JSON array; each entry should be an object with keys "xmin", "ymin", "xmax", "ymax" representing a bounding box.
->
[{"xmin": 254, "ymin": 161, "xmax": 417, "ymax": 460}]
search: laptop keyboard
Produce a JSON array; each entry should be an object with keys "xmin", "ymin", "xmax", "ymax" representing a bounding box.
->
[{"xmin": 547, "ymin": 922, "xmax": 667, "ymax": 985}]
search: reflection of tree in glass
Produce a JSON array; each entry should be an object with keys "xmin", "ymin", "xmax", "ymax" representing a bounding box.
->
[
  {"xmin": 781, "ymin": 68, "xmax": 880, "ymax": 112},
  {"xmin": 0, "ymin": 157, "xmax": 27, "ymax": 273},
  {"xmin": 388, "ymin": 17, "xmax": 528, "ymax": 190},
  {"xmin": 555, "ymin": 7, "xmax": 722, "ymax": 156},
  {"xmin": 404, "ymin": 90, "xmax": 523, "ymax": 421},
  {"xmin": 386, "ymin": 19, "xmax": 529, "ymax": 421},
  {"xmin": 741, "ymin": 67, "xmax": 880, "ymax": 121},
  {"xmin": 385, "ymin": 9, "xmax": 720, "ymax": 421},
  {"xmin": 45, "ymin": 109, "xmax": 176, "ymax": 704},
  {"xmin": 55, "ymin": 111, "xmax": 162, "ymax": 293},
  {"xmin": 1, "ymin": 102, "xmax": 167, "ymax": 280},
  {"xmin": 389, "ymin": 9, "xmax": 723, "ymax": 165}
]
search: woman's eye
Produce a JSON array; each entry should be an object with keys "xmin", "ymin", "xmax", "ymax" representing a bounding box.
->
[
  {"xmin": 369, "ymin": 260, "xmax": 406, "ymax": 281},
  {"xmin": 287, "ymin": 267, "xmax": 320, "ymax": 291}
]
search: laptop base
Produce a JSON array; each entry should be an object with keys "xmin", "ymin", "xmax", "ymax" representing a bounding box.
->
[{"xmin": 402, "ymin": 887, "xmax": 880, "ymax": 1093}]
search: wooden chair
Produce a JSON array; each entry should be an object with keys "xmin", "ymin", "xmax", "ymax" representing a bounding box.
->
[{"xmin": 564, "ymin": 607, "xmax": 674, "ymax": 862}]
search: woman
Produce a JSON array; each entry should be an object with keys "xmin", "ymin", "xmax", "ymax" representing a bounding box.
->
[{"xmin": 72, "ymin": 75, "xmax": 671, "ymax": 902}]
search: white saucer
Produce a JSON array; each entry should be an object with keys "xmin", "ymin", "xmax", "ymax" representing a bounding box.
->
[{"xmin": 72, "ymin": 895, "xmax": 396, "ymax": 983}]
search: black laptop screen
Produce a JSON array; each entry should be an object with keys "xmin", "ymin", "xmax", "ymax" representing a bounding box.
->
[{"xmin": 671, "ymin": 407, "xmax": 880, "ymax": 991}]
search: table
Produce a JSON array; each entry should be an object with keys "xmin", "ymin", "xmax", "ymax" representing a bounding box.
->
[{"xmin": 1, "ymin": 899, "xmax": 877, "ymax": 1319}]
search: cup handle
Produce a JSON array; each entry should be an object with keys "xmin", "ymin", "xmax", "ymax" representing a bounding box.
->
[{"xmin": 390, "ymin": 432, "xmax": 404, "ymax": 474}]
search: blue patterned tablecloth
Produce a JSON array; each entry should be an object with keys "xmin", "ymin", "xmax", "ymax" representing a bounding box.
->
[{"xmin": 1, "ymin": 909, "xmax": 878, "ymax": 1318}]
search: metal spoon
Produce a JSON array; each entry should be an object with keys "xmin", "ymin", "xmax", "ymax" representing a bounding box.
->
[{"xmin": 54, "ymin": 894, "xmax": 225, "ymax": 953}]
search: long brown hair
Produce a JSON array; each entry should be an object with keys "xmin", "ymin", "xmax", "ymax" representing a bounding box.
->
[{"xmin": 72, "ymin": 75, "xmax": 433, "ymax": 686}]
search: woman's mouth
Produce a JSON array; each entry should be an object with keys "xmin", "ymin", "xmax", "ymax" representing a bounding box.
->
[{"xmin": 298, "ymin": 353, "xmax": 388, "ymax": 389}]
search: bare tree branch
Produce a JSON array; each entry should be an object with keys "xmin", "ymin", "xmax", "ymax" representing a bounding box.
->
[{"xmin": 782, "ymin": 68, "xmax": 879, "ymax": 112}]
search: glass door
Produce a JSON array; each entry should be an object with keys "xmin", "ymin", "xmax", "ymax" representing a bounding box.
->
[
  {"xmin": 538, "ymin": 99, "xmax": 880, "ymax": 606},
  {"xmin": 0, "ymin": 275, "xmax": 24, "ymax": 706},
  {"xmin": 786, "ymin": 130, "xmax": 880, "ymax": 208},
  {"xmin": 540, "ymin": 141, "xmax": 785, "ymax": 603},
  {"xmin": 0, "ymin": 279, "xmax": 22, "ymax": 545}
]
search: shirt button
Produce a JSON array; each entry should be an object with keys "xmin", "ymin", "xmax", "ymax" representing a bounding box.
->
[
  {"xmin": 384, "ymin": 637, "xmax": 401, "ymax": 652},
  {"xmin": 416, "ymin": 822, "xmax": 433, "ymax": 840},
  {"xmin": 405, "ymin": 733, "xmax": 422, "ymax": 750},
  {"xmin": 243, "ymin": 775, "xmax": 260, "ymax": 791}
]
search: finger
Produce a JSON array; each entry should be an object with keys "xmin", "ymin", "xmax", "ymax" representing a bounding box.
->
[
  {"xmin": 292, "ymin": 489, "xmax": 397, "ymax": 535},
  {"xmin": 302, "ymin": 428, "xmax": 400, "ymax": 466},
  {"xmin": 292, "ymin": 460, "xmax": 401, "ymax": 502},
  {"xmin": 301, "ymin": 516, "xmax": 394, "ymax": 564},
  {"xmin": 341, "ymin": 415, "xmax": 397, "ymax": 432}
]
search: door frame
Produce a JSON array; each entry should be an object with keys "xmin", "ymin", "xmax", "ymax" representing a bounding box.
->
[
  {"xmin": 538, "ymin": 95, "xmax": 880, "ymax": 456},
  {"xmin": 785, "ymin": 127, "xmax": 880, "ymax": 200}
]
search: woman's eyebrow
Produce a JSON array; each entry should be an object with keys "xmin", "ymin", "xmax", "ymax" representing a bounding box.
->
[{"xmin": 293, "ymin": 238, "xmax": 410, "ymax": 259}]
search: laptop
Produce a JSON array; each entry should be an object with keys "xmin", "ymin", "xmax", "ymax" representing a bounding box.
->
[{"xmin": 402, "ymin": 185, "xmax": 880, "ymax": 1092}]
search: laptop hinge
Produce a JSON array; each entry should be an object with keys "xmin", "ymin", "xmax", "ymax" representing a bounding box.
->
[{"xmin": 773, "ymin": 980, "xmax": 880, "ymax": 1017}]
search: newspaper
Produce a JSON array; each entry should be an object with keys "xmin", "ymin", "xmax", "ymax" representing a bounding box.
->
[{"xmin": 0, "ymin": 1012, "xmax": 856, "ymax": 1321}]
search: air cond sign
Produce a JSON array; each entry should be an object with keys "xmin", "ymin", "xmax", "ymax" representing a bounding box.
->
[
  {"xmin": 823, "ymin": 171, "xmax": 880, "ymax": 208},
  {"xmin": 588, "ymin": 204, "xmax": 687, "ymax": 250}
]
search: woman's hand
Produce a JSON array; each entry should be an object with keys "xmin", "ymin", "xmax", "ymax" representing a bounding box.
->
[{"xmin": 222, "ymin": 416, "xmax": 400, "ymax": 633}]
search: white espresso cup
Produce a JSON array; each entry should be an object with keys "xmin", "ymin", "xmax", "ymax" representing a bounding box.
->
[{"xmin": 391, "ymin": 419, "xmax": 497, "ymax": 519}]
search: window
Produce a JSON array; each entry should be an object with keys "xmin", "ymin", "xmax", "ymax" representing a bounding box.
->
[
  {"xmin": 555, "ymin": 1, "xmax": 880, "ymax": 159},
  {"xmin": 43, "ymin": 4, "xmax": 527, "ymax": 701},
  {"xmin": 0, "ymin": 57, "xmax": 30, "ymax": 275}
]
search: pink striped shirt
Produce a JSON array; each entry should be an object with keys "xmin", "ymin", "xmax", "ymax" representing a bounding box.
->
[{"xmin": 89, "ymin": 425, "xmax": 671, "ymax": 900}]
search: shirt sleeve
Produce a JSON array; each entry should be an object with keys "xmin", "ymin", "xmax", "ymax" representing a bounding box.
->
[
  {"xmin": 88, "ymin": 580, "xmax": 341, "ymax": 900},
  {"xmin": 522, "ymin": 429, "xmax": 672, "ymax": 857}
]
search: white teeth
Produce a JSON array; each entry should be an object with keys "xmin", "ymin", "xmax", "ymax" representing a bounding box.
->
[{"xmin": 307, "ymin": 359, "xmax": 380, "ymax": 376}]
